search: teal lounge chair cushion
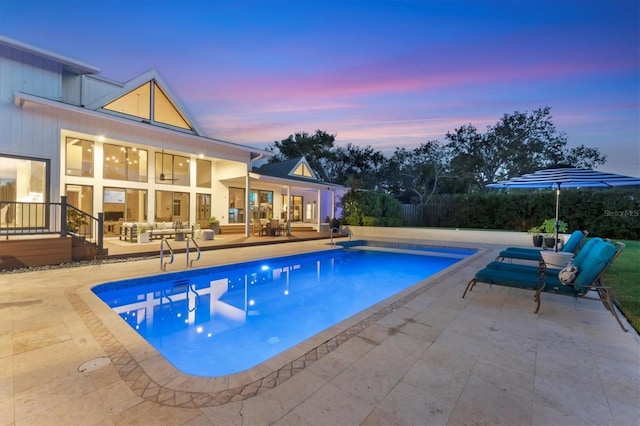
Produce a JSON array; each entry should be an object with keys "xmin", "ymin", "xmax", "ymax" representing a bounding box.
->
[
  {"xmin": 498, "ymin": 230, "xmax": 587, "ymax": 261},
  {"xmin": 573, "ymin": 241, "xmax": 617, "ymax": 293},
  {"xmin": 473, "ymin": 267, "xmax": 579, "ymax": 296},
  {"xmin": 562, "ymin": 230, "xmax": 587, "ymax": 253}
]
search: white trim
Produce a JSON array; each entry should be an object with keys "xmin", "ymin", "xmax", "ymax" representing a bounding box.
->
[{"xmin": 0, "ymin": 35, "xmax": 100, "ymax": 74}]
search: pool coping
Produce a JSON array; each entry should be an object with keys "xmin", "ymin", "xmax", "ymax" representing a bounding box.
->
[{"xmin": 71, "ymin": 242, "xmax": 487, "ymax": 407}]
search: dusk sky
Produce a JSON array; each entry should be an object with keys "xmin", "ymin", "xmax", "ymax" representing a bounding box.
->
[{"xmin": 1, "ymin": 0, "xmax": 638, "ymax": 176}]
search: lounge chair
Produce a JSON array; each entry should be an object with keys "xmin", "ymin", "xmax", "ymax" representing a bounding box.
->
[
  {"xmin": 486, "ymin": 237, "xmax": 604, "ymax": 277},
  {"xmin": 496, "ymin": 230, "xmax": 588, "ymax": 262},
  {"xmin": 462, "ymin": 240, "xmax": 627, "ymax": 331}
]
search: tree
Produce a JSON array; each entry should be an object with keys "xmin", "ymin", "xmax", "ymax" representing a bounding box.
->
[
  {"xmin": 445, "ymin": 106, "xmax": 606, "ymax": 190},
  {"xmin": 268, "ymin": 130, "xmax": 336, "ymax": 181},
  {"xmin": 384, "ymin": 141, "xmax": 449, "ymax": 205},
  {"xmin": 325, "ymin": 143, "xmax": 387, "ymax": 189}
]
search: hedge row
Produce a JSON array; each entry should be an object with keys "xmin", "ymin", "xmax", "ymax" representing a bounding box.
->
[{"xmin": 424, "ymin": 188, "xmax": 640, "ymax": 240}]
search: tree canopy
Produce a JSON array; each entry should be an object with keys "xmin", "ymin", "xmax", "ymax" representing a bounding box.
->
[{"xmin": 268, "ymin": 106, "xmax": 607, "ymax": 202}]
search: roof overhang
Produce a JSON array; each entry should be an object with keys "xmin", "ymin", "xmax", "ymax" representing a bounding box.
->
[
  {"xmin": 249, "ymin": 172, "xmax": 344, "ymax": 191},
  {"xmin": 0, "ymin": 35, "xmax": 100, "ymax": 75},
  {"xmin": 13, "ymin": 91, "xmax": 272, "ymax": 159}
]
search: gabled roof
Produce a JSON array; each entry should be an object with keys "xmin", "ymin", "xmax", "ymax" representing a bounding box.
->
[
  {"xmin": 86, "ymin": 70, "xmax": 205, "ymax": 135},
  {"xmin": 255, "ymin": 157, "xmax": 320, "ymax": 182}
]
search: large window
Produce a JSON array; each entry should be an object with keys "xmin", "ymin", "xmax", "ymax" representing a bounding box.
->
[
  {"xmin": 65, "ymin": 137, "xmax": 94, "ymax": 177},
  {"xmin": 155, "ymin": 152, "xmax": 190, "ymax": 186},
  {"xmin": 196, "ymin": 158, "xmax": 211, "ymax": 188},
  {"xmin": 66, "ymin": 184, "xmax": 93, "ymax": 215},
  {"xmin": 229, "ymin": 187, "xmax": 245, "ymax": 223},
  {"xmin": 282, "ymin": 195, "xmax": 303, "ymax": 222},
  {"xmin": 155, "ymin": 191, "xmax": 189, "ymax": 224},
  {"xmin": 196, "ymin": 193, "xmax": 211, "ymax": 228},
  {"xmin": 0, "ymin": 155, "xmax": 48, "ymax": 228},
  {"xmin": 103, "ymin": 187, "xmax": 147, "ymax": 224},
  {"xmin": 103, "ymin": 144, "xmax": 148, "ymax": 182},
  {"xmin": 250, "ymin": 190, "xmax": 273, "ymax": 220}
]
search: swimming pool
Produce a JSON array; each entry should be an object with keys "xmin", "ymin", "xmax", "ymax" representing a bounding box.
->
[{"xmin": 92, "ymin": 243, "xmax": 475, "ymax": 377}]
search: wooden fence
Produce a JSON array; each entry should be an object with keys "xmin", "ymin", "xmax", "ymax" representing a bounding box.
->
[{"xmin": 400, "ymin": 201, "xmax": 458, "ymax": 227}]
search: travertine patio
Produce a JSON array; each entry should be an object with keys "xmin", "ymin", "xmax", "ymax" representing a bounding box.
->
[{"xmin": 1, "ymin": 235, "xmax": 638, "ymax": 425}]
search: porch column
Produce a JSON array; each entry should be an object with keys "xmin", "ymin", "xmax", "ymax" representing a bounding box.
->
[
  {"xmin": 286, "ymin": 185, "xmax": 292, "ymax": 236},
  {"xmin": 245, "ymin": 171, "xmax": 251, "ymax": 237},
  {"xmin": 317, "ymin": 189, "xmax": 322, "ymax": 232}
]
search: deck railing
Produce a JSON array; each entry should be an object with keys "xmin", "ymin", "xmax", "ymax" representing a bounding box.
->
[{"xmin": 0, "ymin": 196, "xmax": 105, "ymax": 255}]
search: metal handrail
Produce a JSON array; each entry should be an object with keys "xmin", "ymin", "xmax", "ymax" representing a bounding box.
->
[
  {"xmin": 160, "ymin": 238, "xmax": 174, "ymax": 271},
  {"xmin": 186, "ymin": 236, "xmax": 201, "ymax": 268}
]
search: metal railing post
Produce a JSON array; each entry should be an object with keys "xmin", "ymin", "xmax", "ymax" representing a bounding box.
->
[
  {"xmin": 61, "ymin": 195, "xmax": 68, "ymax": 237},
  {"xmin": 97, "ymin": 212, "xmax": 105, "ymax": 255}
]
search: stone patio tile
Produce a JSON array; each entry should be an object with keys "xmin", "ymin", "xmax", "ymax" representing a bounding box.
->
[
  {"xmin": 401, "ymin": 359, "xmax": 467, "ymax": 406},
  {"xmin": 16, "ymin": 390, "xmax": 113, "ymax": 426},
  {"xmin": 448, "ymin": 372, "xmax": 533, "ymax": 426},
  {"xmin": 377, "ymin": 380, "xmax": 455, "ymax": 425},
  {"xmin": 12, "ymin": 339, "xmax": 85, "ymax": 393},
  {"xmin": 431, "ymin": 328, "xmax": 486, "ymax": 357},
  {"xmin": 275, "ymin": 381, "xmax": 374, "ymax": 426},
  {"xmin": 478, "ymin": 329, "xmax": 537, "ymax": 375},
  {"xmin": 533, "ymin": 375, "xmax": 613, "ymax": 426},
  {"xmin": 14, "ymin": 371, "xmax": 97, "ymax": 422},
  {"xmin": 111, "ymin": 400, "xmax": 202, "ymax": 425},
  {"xmin": 97, "ymin": 378, "xmax": 145, "ymax": 415}
]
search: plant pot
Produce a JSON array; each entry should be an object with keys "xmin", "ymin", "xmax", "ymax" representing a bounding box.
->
[
  {"xmin": 532, "ymin": 235, "xmax": 544, "ymax": 247},
  {"xmin": 544, "ymin": 237, "xmax": 564, "ymax": 250},
  {"xmin": 138, "ymin": 232, "xmax": 150, "ymax": 244}
]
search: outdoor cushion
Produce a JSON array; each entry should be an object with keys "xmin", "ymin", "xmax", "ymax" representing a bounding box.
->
[
  {"xmin": 498, "ymin": 230, "xmax": 587, "ymax": 261},
  {"xmin": 572, "ymin": 241, "xmax": 617, "ymax": 293},
  {"xmin": 486, "ymin": 237, "xmax": 604, "ymax": 277},
  {"xmin": 473, "ymin": 267, "xmax": 579, "ymax": 296},
  {"xmin": 558, "ymin": 262, "xmax": 578, "ymax": 284}
]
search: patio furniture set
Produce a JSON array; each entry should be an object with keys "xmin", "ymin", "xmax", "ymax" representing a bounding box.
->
[{"xmin": 252, "ymin": 219, "xmax": 286, "ymax": 236}]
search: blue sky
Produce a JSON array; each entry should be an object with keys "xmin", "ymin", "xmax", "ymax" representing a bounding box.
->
[{"xmin": 1, "ymin": 0, "xmax": 638, "ymax": 176}]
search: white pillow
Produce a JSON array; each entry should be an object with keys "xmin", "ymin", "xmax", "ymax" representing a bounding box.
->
[{"xmin": 558, "ymin": 262, "xmax": 579, "ymax": 285}]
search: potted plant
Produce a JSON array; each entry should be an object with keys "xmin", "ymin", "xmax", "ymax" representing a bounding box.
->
[
  {"xmin": 527, "ymin": 225, "xmax": 544, "ymax": 247},
  {"xmin": 66, "ymin": 208, "xmax": 88, "ymax": 233},
  {"xmin": 208, "ymin": 216, "xmax": 220, "ymax": 234},
  {"xmin": 540, "ymin": 218, "xmax": 568, "ymax": 249},
  {"xmin": 138, "ymin": 226, "xmax": 150, "ymax": 243}
]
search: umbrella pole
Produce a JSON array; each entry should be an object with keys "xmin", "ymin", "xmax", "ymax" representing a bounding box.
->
[{"xmin": 555, "ymin": 185, "xmax": 560, "ymax": 252}]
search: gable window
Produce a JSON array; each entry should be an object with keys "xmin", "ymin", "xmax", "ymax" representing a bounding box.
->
[
  {"xmin": 293, "ymin": 163, "xmax": 313, "ymax": 178},
  {"xmin": 103, "ymin": 80, "xmax": 191, "ymax": 130}
]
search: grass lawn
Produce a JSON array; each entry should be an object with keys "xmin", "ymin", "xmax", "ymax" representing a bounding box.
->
[{"xmin": 605, "ymin": 240, "xmax": 640, "ymax": 333}]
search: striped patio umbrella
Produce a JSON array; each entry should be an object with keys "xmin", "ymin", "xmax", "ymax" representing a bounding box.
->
[{"xmin": 487, "ymin": 166, "xmax": 640, "ymax": 251}]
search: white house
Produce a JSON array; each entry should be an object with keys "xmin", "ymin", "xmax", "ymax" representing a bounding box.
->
[{"xmin": 0, "ymin": 35, "xmax": 343, "ymax": 237}]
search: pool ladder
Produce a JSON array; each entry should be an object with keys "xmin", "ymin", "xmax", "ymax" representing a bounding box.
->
[
  {"xmin": 160, "ymin": 238, "xmax": 174, "ymax": 271},
  {"xmin": 160, "ymin": 236, "xmax": 201, "ymax": 271}
]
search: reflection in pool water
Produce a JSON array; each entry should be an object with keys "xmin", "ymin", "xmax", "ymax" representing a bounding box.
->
[{"xmin": 93, "ymin": 245, "xmax": 473, "ymax": 377}]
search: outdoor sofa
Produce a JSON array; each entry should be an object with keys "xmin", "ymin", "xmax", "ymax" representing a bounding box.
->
[{"xmin": 119, "ymin": 221, "xmax": 194, "ymax": 242}]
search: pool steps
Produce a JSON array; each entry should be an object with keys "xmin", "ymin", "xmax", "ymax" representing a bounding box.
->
[{"xmin": 347, "ymin": 245, "xmax": 469, "ymax": 259}]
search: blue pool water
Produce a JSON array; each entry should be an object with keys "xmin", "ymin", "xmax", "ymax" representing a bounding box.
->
[{"xmin": 92, "ymin": 244, "xmax": 474, "ymax": 377}]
